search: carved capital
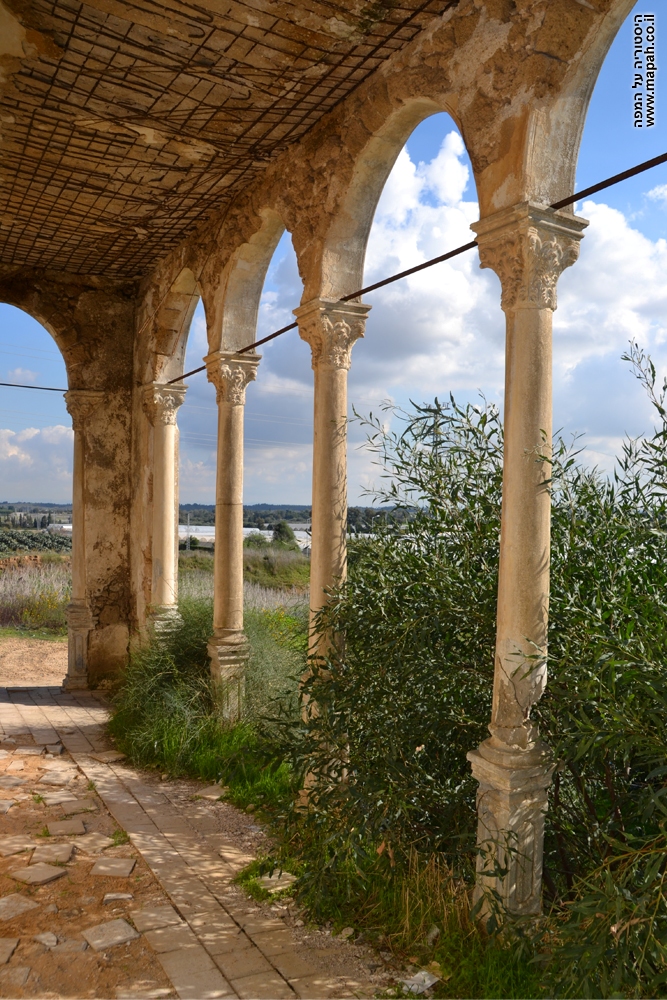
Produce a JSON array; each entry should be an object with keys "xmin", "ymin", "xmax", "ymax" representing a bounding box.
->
[
  {"xmin": 472, "ymin": 204, "xmax": 588, "ymax": 312},
  {"xmin": 64, "ymin": 389, "xmax": 105, "ymax": 431},
  {"xmin": 294, "ymin": 299, "xmax": 371, "ymax": 372},
  {"xmin": 142, "ymin": 383, "xmax": 186, "ymax": 425},
  {"xmin": 204, "ymin": 352, "xmax": 260, "ymax": 406}
]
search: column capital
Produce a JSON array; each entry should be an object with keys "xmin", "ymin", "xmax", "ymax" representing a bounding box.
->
[
  {"xmin": 294, "ymin": 299, "xmax": 371, "ymax": 372},
  {"xmin": 142, "ymin": 382, "xmax": 186, "ymax": 426},
  {"xmin": 471, "ymin": 203, "xmax": 588, "ymax": 312},
  {"xmin": 64, "ymin": 389, "xmax": 105, "ymax": 430},
  {"xmin": 204, "ymin": 351, "xmax": 260, "ymax": 406}
]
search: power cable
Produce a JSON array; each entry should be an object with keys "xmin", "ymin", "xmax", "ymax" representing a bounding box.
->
[
  {"xmin": 167, "ymin": 148, "xmax": 667, "ymax": 385},
  {"xmin": 3, "ymin": 149, "xmax": 667, "ymax": 396}
]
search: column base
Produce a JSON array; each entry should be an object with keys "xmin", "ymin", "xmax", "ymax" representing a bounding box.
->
[
  {"xmin": 467, "ymin": 737, "xmax": 554, "ymax": 919},
  {"xmin": 149, "ymin": 605, "xmax": 182, "ymax": 637},
  {"xmin": 64, "ymin": 601, "xmax": 94, "ymax": 691},
  {"xmin": 208, "ymin": 632, "xmax": 249, "ymax": 724}
]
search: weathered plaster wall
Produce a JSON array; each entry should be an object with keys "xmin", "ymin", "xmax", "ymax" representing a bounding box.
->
[{"xmin": 0, "ymin": 268, "xmax": 136, "ymax": 680}]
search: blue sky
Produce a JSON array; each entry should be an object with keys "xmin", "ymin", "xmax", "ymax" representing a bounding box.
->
[{"xmin": 1, "ymin": 7, "xmax": 666, "ymax": 504}]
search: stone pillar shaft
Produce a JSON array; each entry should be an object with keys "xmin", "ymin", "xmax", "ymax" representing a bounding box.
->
[
  {"xmin": 468, "ymin": 204, "xmax": 587, "ymax": 916},
  {"xmin": 205, "ymin": 351, "xmax": 259, "ymax": 720},
  {"xmin": 295, "ymin": 299, "xmax": 370, "ymax": 655},
  {"xmin": 143, "ymin": 384, "xmax": 186, "ymax": 623},
  {"xmin": 63, "ymin": 389, "xmax": 104, "ymax": 690}
]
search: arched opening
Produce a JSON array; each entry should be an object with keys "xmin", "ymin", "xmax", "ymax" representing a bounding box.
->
[
  {"xmin": 0, "ymin": 303, "xmax": 72, "ymax": 683},
  {"xmin": 345, "ymin": 110, "xmax": 504, "ymax": 500},
  {"xmin": 553, "ymin": 7, "xmax": 667, "ymax": 473}
]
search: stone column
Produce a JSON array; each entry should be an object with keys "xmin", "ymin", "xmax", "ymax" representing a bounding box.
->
[
  {"xmin": 63, "ymin": 389, "xmax": 104, "ymax": 690},
  {"xmin": 143, "ymin": 383, "xmax": 186, "ymax": 629},
  {"xmin": 467, "ymin": 204, "xmax": 587, "ymax": 917},
  {"xmin": 294, "ymin": 299, "xmax": 371, "ymax": 655},
  {"xmin": 204, "ymin": 351, "xmax": 260, "ymax": 721}
]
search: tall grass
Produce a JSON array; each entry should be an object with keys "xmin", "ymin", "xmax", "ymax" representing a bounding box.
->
[
  {"xmin": 0, "ymin": 557, "xmax": 70, "ymax": 632},
  {"xmin": 109, "ymin": 588, "xmax": 307, "ymax": 810}
]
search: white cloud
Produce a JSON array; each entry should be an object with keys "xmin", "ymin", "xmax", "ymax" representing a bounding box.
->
[
  {"xmin": 647, "ymin": 183, "xmax": 667, "ymax": 204},
  {"xmin": 7, "ymin": 368, "xmax": 37, "ymax": 383},
  {"xmin": 0, "ymin": 425, "xmax": 73, "ymax": 500},
  {"xmin": 177, "ymin": 130, "xmax": 667, "ymax": 502}
]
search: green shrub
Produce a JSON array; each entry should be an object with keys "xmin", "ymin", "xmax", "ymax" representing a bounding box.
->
[{"xmin": 284, "ymin": 345, "xmax": 667, "ymax": 996}]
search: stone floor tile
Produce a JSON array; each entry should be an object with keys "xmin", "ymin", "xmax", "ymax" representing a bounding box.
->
[
  {"xmin": 11, "ymin": 862, "xmax": 67, "ymax": 885},
  {"xmin": 31, "ymin": 842, "xmax": 74, "ymax": 864},
  {"xmin": 82, "ymin": 918, "xmax": 140, "ymax": 951},
  {"xmin": 0, "ymin": 894, "xmax": 39, "ymax": 921},
  {"xmin": 42, "ymin": 792, "xmax": 78, "ymax": 805},
  {"xmin": 131, "ymin": 905, "xmax": 183, "ymax": 933},
  {"xmin": 212, "ymin": 945, "xmax": 274, "ymax": 980},
  {"xmin": 196, "ymin": 785, "xmax": 225, "ymax": 801},
  {"xmin": 51, "ymin": 939, "xmax": 89, "ymax": 953},
  {"xmin": 231, "ymin": 970, "xmax": 296, "ymax": 999},
  {"xmin": 47, "ymin": 818, "xmax": 86, "ymax": 836},
  {"xmin": 156, "ymin": 959, "xmax": 233, "ymax": 1000},
  {"xmin": 271, "ymin": 951, "xmax": 318, "ymax": 981},
  {"xmin": 38, "ymin": 772, "xmax": 76, "ymax": 785},
  {"xmin": 104, "ymin": 892, "xmax": 134, "ymax": 904},
  {"xmin": 156, "ymin": 945, "xmax": 216, "ymax": 977},
  {"xmin": 249, "ymin": 927, "xmax": 295, "ymax": 956},
  {"xmin": 0, "ymin": 965, "xmax": 30, "ymax": 988},
  {"xmin": 0, "ymin": 775, "xmax": 24, "ymax": 788},
  {"xmin": 0, "ymin": 937, "xmax": 18, "ymax": 963},
  {"xmin": 144, "ymin": 923, "xmax": 199, "ymax": 954},
  {"xmin": 60, "ymin": 797, "xmax": 97, "ymax": 815},
  {"xmin": 236, "ymin": 913, "xmax": 287, "ymax": 936},
  {"xmin": 0, "ymin": 835, "xmax": 35, "ymax": 857},
  {"xmin": 77, "ymin": 832, "xmax": 114, "ymax": 852},
  {"xmin": 91, "ymin": 857, "xmax": 136, "ymax": 877},
  {"xmin": 34, "ymin": 931, "xmax": 58, "ymax": 948}
]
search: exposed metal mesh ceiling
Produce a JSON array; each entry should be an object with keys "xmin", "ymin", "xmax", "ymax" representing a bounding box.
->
[{"xmin": 0, "ymin": 0, "xmax": 456, "ymax": 279}]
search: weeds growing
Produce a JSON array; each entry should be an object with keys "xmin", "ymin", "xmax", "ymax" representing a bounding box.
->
[{"xmin": 109, "ymin": 344, "xmax": 667, "ymax": 997}]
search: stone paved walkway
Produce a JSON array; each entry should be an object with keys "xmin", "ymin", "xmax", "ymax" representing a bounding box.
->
[{"xmin": 0, "ymin": 686, "xmax": 372, "ymax": 1000}]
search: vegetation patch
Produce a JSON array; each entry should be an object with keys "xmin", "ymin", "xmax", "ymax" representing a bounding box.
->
[{"xmin": 109, "ymin": 346, "xmax": 667, "ymax": 996}]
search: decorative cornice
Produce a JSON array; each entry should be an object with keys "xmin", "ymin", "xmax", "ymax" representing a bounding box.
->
[
  {"xmin": 204, "ymin": 351, "xmax": 260, "ymax": 406},
  {"xmin": 64, "ymin": 389, "xmax": 105, "ymax": 431},
  {"xmin": 142, "ymin": 383, "xmax": 186, "ymax": 426},
  {"xmin": 471, "ymin": 204, "xmax": 588, "ymax": 312},
  {"xmin": 294, "ymin": 299, "xmax": 371, "ymax": 371}
]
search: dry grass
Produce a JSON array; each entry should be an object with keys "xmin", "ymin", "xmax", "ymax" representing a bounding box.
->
[{"xmin": 0, "ymin": 558, "xmax": 71, "ymax": 631}]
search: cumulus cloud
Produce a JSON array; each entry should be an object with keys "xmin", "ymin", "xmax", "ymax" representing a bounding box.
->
[
  {"xmin": 0, "ymin": 425, "xmax": 73, "ymax": 500},
  {"xmin": 177, "ymin": 130, "xmax": 667, "ymax": 503},
  {"xmin": 647, "ymin": 183, "xmax": 667, "ymax": 204}
]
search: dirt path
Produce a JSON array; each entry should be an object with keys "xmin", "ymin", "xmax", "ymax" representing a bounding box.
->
[{"xmin": 0, "ymin": 637, "xmax": 67, "ymax": 688}]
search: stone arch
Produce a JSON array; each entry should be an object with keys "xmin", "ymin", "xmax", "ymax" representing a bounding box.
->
[
  {"xmin": 312, "ymin": 97, "xmax": 459, "ymax": 301},
  {"xmin": 148, "ymin": 266, "xmax": 201, "ymax": 383},
  {"xmin": 203, "ymin": 208, "xmax": 285, "ymax": 353},
  {"xmin": 473, "ymin": 0, "xmax": 637, "ymax": 216}
]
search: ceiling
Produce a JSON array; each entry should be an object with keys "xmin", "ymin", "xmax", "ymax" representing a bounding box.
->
[{"xmin": 0, "ymin": 0, "xmax": 456, "ymax": 280}]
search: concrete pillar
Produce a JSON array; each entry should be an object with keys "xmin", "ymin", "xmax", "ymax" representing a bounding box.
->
[
  {"xmin": 467, "ymin": 204, "xmax": 587, "ymax": 917},
  {"xmin": 294, "ymin": 299, "xmax": 370, "ymax": 655},
  {"xmin": 142, "ymin": 383, "xmax": 186, "ymax": 629},
  {"xmin": 63, "ymin": 389, "xmax": 104, "ymax": 690},
  {"xmin": 204, "ymin": 351, "xmax": 260, "ymax": 721}
]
